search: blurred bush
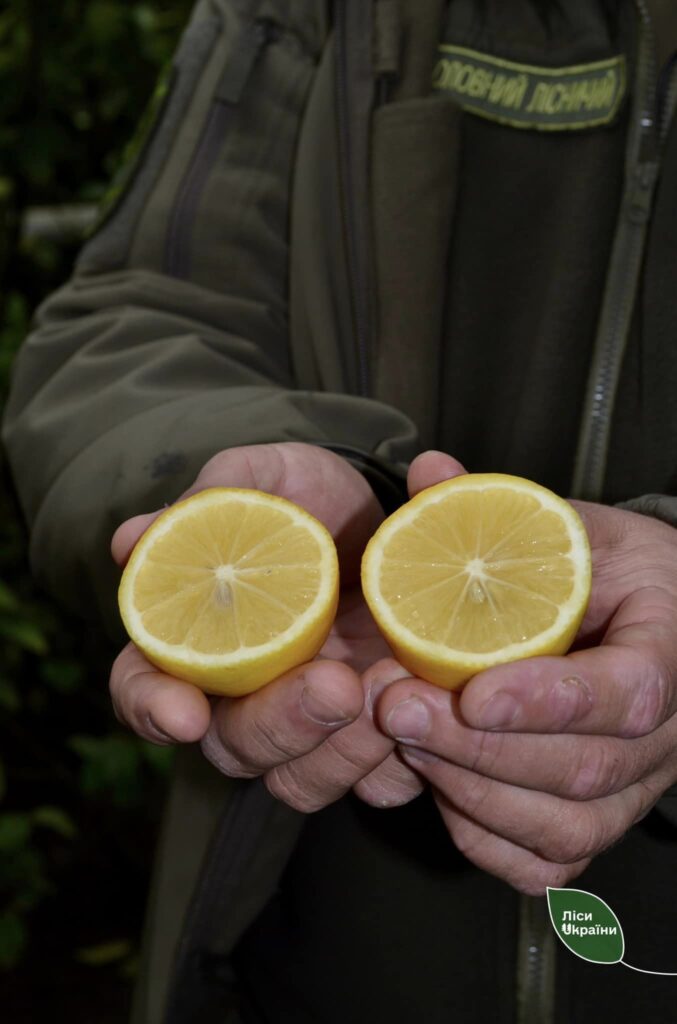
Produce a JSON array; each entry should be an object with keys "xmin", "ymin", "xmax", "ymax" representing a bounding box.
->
[{"xmin": 0, "ymin": 2, "xmax": 193, "ymax": 1017}]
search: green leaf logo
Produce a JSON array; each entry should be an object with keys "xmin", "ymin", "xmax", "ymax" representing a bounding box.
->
[{"xmin": 547, "ymin": 887, "xmax": 624, "ymax": 965}]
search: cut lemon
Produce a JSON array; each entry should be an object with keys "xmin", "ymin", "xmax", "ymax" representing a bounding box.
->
[
  {"xmin": 361, "ymin": 474, "xmax": 591, "ymax": 690},
  {"xmin": 118, "ymin": 488, "xmax": 339, "ymax": 696}
]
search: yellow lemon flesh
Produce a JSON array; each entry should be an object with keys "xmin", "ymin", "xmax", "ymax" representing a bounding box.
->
[
  {"xmin": 118, "ymin": 488, "xmax": 339, "ymax": 696},
  {"xmin": 361, "ymin": 474, "xmax": 591, "ymax": 690}
]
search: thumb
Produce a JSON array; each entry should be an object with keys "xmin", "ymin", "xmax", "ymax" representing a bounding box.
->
[
  {"xmin": 407, "ymin": 450, "xmax": 467, "ymax": 498},
  {"xmin": 110, "ymin": 444, "xmax": 283, "ymax": 569},
  {"xmin": 111, "ymin": 443, "xmax": 382, "ymax": 579},
  {"xmin": 112, "ymin": 509, "xmax": 165, "ymax": 568}
]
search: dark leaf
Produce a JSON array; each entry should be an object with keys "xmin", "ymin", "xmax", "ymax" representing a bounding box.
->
[{"xmin": 31, "ymin": 806, "xmax": 78, "ymax": 839}]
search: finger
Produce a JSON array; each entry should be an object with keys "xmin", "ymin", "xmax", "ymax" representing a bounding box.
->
[
  {"xmin": 190, "ymin": 443, "xmax": 281, "ymax": 494},
  {"xmin": 407, "ymin": 450, "xmax": 467, "ymax": 498},
  {"xmin": 110, "ymin": 446, "xmax": 275, "ymax": 568},
  {"xmin": 200, "ymin": 659, "xmax": 363, "ymax": 779},
  {"xmin": 432, "ymin": 797, "xmax": 590, "ymax": 896},
  {"xmin": 109, "ymin": 448, "xmax": 270, "ymax": 567},
  {"xmin": 321, "ymin": 586, "xmax": 392, "ymax": 672},
  {"xmin": 357, "ymin": 659, "xmax": 426, "ymax": 805},
  {"xmin": 110, "ymin": 642, "xmax": 211, "ymax": 743},
  {"xmin": 264, "ymin": 717, "xmax": 396, "ymax": 812},
  {"xmin": 263, "ymin": 659, "xmax": 415, "ymax": 811},
  {"xmin": 377, "ymin": 678, "xmax": 676, "ymax": 800},
  {"xmin": 114, "ymin": 443, "xmax": 382, "ymax": 581},
  {"xmin": 400, "ymin": 749, "xmax": 660, "ymax": 866},
  {"xmin": 352, "ymin": 751, "xmax": 425, "ymax": 808},
  {"xmin": 197, "ymin": 443, "xmax": 383, "ymax": 576},
  {"xmin": 460, "ymin": 609, "xmax": 675, "ymax": 738},
  {"xmin": 111, "ymin": 510, "xmax": 164, "ymax": 567}
]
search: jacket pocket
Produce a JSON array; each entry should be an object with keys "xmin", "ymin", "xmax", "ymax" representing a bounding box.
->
[{"xmin": 371, "ymin": 94, "xmax": 461, "ymax": 448}]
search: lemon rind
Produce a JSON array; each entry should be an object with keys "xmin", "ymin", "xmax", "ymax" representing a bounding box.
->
[
  {"xmin": 119, "ymin": 488, "xmax": 339, "ymax": 667},
  {"xmin": 362, "ymin": 474, "xmax": 591, "ymax": 668}
]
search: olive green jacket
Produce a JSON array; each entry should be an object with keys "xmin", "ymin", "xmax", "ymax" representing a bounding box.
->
[{"xmin": 5, "ymin": 1, "xmax": 677, "ymax": 1021}]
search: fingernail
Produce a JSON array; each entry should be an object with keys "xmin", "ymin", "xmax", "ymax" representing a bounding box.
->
[
  {"xmin": 301, "ymin": 684, "xmax": 354, "ymax": 727},
  {"xmin": 386, "ymin": 697, "xmax": 431, "ymax": 741},
  {"xmin": 477, "ymin": 692, "xmax": 520, "ymax": 730},
  {"xmin": 399, "ymin": 745, "xmax": 439, "ymax": 764},
  {"xmin": 147, "ymin": 714, "xmax": 180, "ymax": 744},
  {"xmin": 366, "ymin": 665, "xmax": 411, "ymax": 715}
]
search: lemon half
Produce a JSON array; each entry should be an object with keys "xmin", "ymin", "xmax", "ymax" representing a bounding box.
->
[
  {"xmin": 361, "ymin": 473, "xmax": 591, "ymax": 689},
  {"xmin": 118, "ymin": 488, "xmax": 339, "ymax": 696}
]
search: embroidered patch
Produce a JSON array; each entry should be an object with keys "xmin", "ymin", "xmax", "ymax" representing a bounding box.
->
[{"xmin": 432, "ymin": 44, "xmax": 626, "ymax": 131}]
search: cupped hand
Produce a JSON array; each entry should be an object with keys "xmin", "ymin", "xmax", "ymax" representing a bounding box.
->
[
  {"xmin": 110, "ymin": 443, "xmax": 464, "ymax": 812},
  {"xmin": 372, "ymin": 485, "xmax": 677, "ymax": 894}
]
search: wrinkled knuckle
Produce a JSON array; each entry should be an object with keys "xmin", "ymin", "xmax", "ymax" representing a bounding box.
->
[
  {"xmin": 467, "ymin": 728, "xmax": 505, "ymax": 776},
  {"xmin": 622, "ymin": 655, "xmax": 671, "ymax": 738},
  {"xmin": 264, "ymin": 764, "xmax": 324, "ymax": 813},
  {"xmin": 564, "ymin": 742, "xmax": 622, "ymax": 801},
  {"xmin": 540, "ymin": 809, "xmax": 602, "ymax": 864},
  {"xmin": 247, "ymin": 714, "xmax": 296, "ymax": 765},
  {"xmin": 324, "ymin": 733, "xmax": 374, "ymax": 777}
]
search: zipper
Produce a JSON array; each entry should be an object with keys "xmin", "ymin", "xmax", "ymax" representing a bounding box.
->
[
  {"xmin": 525, "ymin": 5, "xmax": 668, "ymax": 1019},
  {"xmin": 571, "ymin": 0, "xmax": 660, "ymax": 502},
  {"xmin": 516, "ymin": 895, "xmax": 557, "ymax": 1024},
  {"xmin": 335, "ymin": 0, "xmax": 376, "ymax": 397},
  {"xmin": 164, "ymin": 16, "xmax": 277, "ymax": 279},
  {"xmin": 657, "ymin": 51, "xmax": 677, "ymax": 145}
]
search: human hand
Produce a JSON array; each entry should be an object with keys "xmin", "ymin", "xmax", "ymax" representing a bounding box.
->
[
  {"xmin": 373, "ymin": 453, "xmax": 677, "ymax": 893},
  {"xmin": 110, "ymin": 443, "xmax": 461, "ymax": 811}
]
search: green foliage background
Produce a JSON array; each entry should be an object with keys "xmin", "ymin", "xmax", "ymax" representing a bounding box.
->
[{"xmin": 0, "ymin": 2, "xmax": 193, "ymax": 1018}]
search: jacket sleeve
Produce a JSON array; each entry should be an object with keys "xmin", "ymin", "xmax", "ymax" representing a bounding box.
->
[
  {"xmin": 615, "ymin": 493, "xmax": 677, "ymax": 529},
  {"xmin": 1, "ymin": 0, "xmax": 418, "ymax": 637}
]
